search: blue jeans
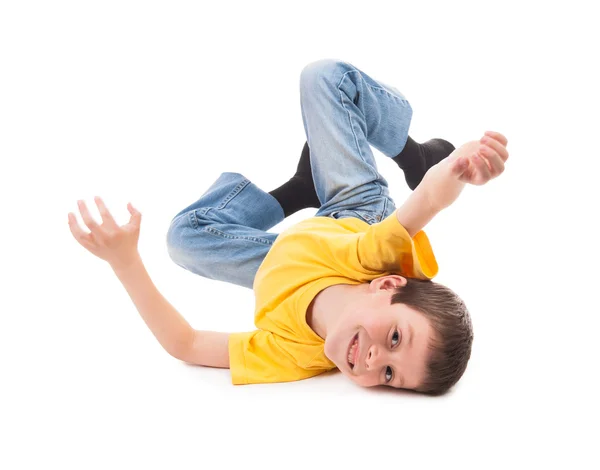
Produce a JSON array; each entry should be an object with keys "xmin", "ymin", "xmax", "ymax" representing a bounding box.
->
[{"xmin": 166, "ymin": 59, "xmax": 413, "ymax": 289}]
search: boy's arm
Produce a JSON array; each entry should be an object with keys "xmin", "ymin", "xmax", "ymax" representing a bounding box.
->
[
  {"xmin": 112, "ymin": 258, "xmax": 230, "ymax": 367},
  {"xmin": 111, "ymin": 256, "xmax": 197, "ymax": 359},
  {"xmin": 69, "ymin": 198, "xmax": 230, "ymax": 367},
  {"xmin": 394, "ymin": 183, "xmax": 443, "ymax": 239},
  {"xmin": 113, "ymin": 257, "xmax": 229, "ymax": 369},
  {"xmin": 396, "ymin": 131, "xmax": 509, "ymax": 237},
  {"xmin": 177, "ymin": 330, "xmax": 230, "ymax": 368}
]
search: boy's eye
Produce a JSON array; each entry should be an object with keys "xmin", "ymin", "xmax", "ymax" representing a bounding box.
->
[
  {"xmin": 385, "ymin": 366, "xmax": 393, "ymax": 383},
  {"xmin": 391, "ymin": 330, "xmax": 401, "ymax": 347}
]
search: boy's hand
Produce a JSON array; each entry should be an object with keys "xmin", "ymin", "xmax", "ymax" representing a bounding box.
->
[
  {"xmin": 68, "ymin": 196, "xmax": 142, "ymax": 270},
  {"xmin": 449, "ymin": 131, "xmax": 509, "ymax": 186},
  {"xmin": 419, "ymin": 131, "xmax": 509, "ymax": 211}
]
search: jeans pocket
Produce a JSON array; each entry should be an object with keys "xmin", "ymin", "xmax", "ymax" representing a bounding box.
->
[{"xmin": 330, "ymin": 209, "xmax": 377, "ymax": 225}]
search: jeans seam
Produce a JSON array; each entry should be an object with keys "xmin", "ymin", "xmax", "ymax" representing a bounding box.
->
[
  {"xmin": 188, "ymin": 210, "xmax": 199, "ymax": 230},
  {"xmin": 367, "ymin": 83, "xmax": 410, "ymax": 104},
  {"xmin": 380, "ymin": 197, "xmax": 388, "ymax": 223},
  {"xmin": 204, "ymin": 226, "xmax": 274, "ymax": 246},
  {"xmin": 339, "ymin": 60, "xmax": 408, "ymax": 103},
  {"xmin": 217, "ymin": 179, "xmax": 251, "ymax": 210},
  {"xmin": 337, "ymin": 70, "xmax": 379, "ymax": 183}
]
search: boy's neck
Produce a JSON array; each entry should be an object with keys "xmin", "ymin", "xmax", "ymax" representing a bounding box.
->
[{"xmin": 306, "ymin": 283, "xmax": 365, "ymax": 339}]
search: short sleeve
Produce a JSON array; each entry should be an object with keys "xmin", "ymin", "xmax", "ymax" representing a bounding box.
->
[
  {"xmin": 228, "ymin": 330, "xmax": 328, "ymax": 385},
  {"xmin": 357, "ymin": 212, "xmax": 438, "ymax": 279}
]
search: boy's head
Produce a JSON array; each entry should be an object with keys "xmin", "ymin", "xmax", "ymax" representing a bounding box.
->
[{"xmin": 323, "ymin": 275, "xmax": 473, "ymax": 395}]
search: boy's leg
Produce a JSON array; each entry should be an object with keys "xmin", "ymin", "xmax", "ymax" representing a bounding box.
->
[
  {"xmin": 269, "ymin": 135, "xmax": 454, "ymax": 217},
  {"xmin": 297, "ymin": 59, "xmax": 454, "ymax": 223},
  {"xmin": 166, "ymin": 172, "xmax": 284, "ymax": 290},
  {"xmin": 269, "ymin": 141, "xmax": 320, "ymax": 218},
  {"xmin": 270, "ymin": 136, "xmax": 453, "ymax": 220}
]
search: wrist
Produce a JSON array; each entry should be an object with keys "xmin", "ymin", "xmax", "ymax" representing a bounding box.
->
[
  {"xmin": 420, "ymin": 159, "xmax": 466, "ymax": 211},
  {"xmin": 110, "ymin": 252, "xmax": 143, "ymax": 274}
]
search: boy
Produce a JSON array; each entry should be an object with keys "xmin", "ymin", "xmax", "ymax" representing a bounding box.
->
[{"xmin": 68, "ymin": 59, "xmax": 508, "ymax": 395}]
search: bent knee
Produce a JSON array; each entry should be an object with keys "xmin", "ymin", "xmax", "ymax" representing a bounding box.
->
[
  {"xmin": 166, "ymin": 216, "xmax": 213, "ymax": 280},
  {"xmin": 300, "ymin": 59, "xmax": 351, "ymax": 90},
  {"xmin": 166, "ymin": 213, "xmax": 205, "ymax": 266},
  {"xmin": 166, "ymin": 215, "xmax": 188, "ymax": 265}
]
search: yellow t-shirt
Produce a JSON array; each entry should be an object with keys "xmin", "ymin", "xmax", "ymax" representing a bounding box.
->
[{"xmin": 228, "ymin": 212, "xmax": 438, "ymax": 385}]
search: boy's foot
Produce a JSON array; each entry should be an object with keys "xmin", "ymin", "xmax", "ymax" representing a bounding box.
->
[
  {"xmin": 269, "ymin": 142, "xmax": 321, "ymax": 217},
  {"xmin": 392, "ymin": 136, "xmax": 456, "ymax": 190}
]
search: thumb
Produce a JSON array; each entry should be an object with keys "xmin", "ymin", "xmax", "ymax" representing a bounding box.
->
[
  {"xmin": 127, "ymin": 202, "xmax": 142, "ymax": 228},
  {"xmin": 451, "ymin": 156, "xmax": 469, "ymax": 176}
]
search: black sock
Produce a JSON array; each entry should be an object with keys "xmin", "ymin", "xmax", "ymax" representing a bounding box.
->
[
  {"xmin": 269, "ymin": 142, "xmax": 321, "ymax": 217},
  {"xmin": 392, "ymin": 136, "xmax": 455, "ymax": 190}
]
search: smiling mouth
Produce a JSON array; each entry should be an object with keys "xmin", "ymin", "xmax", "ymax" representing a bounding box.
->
[{"xmin": 347, "ymin": 333, "xmax": 359, "ymax": 369}]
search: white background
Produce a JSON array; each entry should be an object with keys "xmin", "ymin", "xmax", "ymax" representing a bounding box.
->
[{"xmin": 1, "ymin": 0, "xmax": 599, "ymax": 468}]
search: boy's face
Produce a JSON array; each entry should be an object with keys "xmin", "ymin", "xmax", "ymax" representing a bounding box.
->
[{"xmin": 323, "ymin": 276, "xmax": 434, "ymax": 391}]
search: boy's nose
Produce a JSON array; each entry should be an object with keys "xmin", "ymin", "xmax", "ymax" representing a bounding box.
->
[{"xmin": 365, "ymin": 344, "xmax": 381, "ymax": 370}]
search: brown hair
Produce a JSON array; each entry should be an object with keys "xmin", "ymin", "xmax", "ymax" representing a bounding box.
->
[{"xmin": 391, "ymin": 278, "xmax": 473, "ymax": 396}]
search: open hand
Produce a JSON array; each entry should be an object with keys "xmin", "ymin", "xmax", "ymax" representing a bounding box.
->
[
  {"xmin": 68, "ymin": 196, "xmax": 142, "ymax": 269},
  {"xmin": 449, "ymin": 131, "xmax": 509, "ymax": 185}
]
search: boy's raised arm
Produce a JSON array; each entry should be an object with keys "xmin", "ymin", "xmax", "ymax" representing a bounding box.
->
[
  {"xmin": 396, "ymin": 131, "xmax": 509, "ymax": 237},
  {"xmin": 68, "ymin": 197, "xmax": 230, "ymax": 365},
  {"xmin": 394, "ymin": 184, "xmax": 441, "ymax": 239}
]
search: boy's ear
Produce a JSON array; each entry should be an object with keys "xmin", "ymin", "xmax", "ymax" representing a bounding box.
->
[{"xmin": 370, "ymin": 275, "xmax": 407, "ymax": 292}]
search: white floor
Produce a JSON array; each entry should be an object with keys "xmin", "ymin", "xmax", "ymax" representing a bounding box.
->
[{"xmin": 2, "ymin": 1, "xmax": 599, "ymax": 468}]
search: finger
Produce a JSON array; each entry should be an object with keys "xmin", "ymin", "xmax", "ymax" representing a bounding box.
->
[
  {"xmin": 77, "ymin": 200, "xmax": 101, "ymax": 234},
  {"xmin": 94, "ymin": 196, "xmax": 119, "ymax": 229},
  {"xmin": 126, "ymin": 202, "xmax": 142, "ymax": 229},
  {"xmin": 472, "ymin": 152, "xmax": 492, "ymax": 183},
  {"xmin": 480, "ymin": 135, "xmax": 509, "ymax": 162},
  {"xmin": 479, "ymin": 145, "xmax": 505, "ymax": 176},
  {"xmin": 484, "ymin": 131, "xmax": 508, "ymax": 147},
  {"xmin": 68, "ymin": 212, "xmax": 94, "ymax": 247},
  {"xmin": 476, "ymin": 144, "xmax": 494, "ymax": 173}
]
